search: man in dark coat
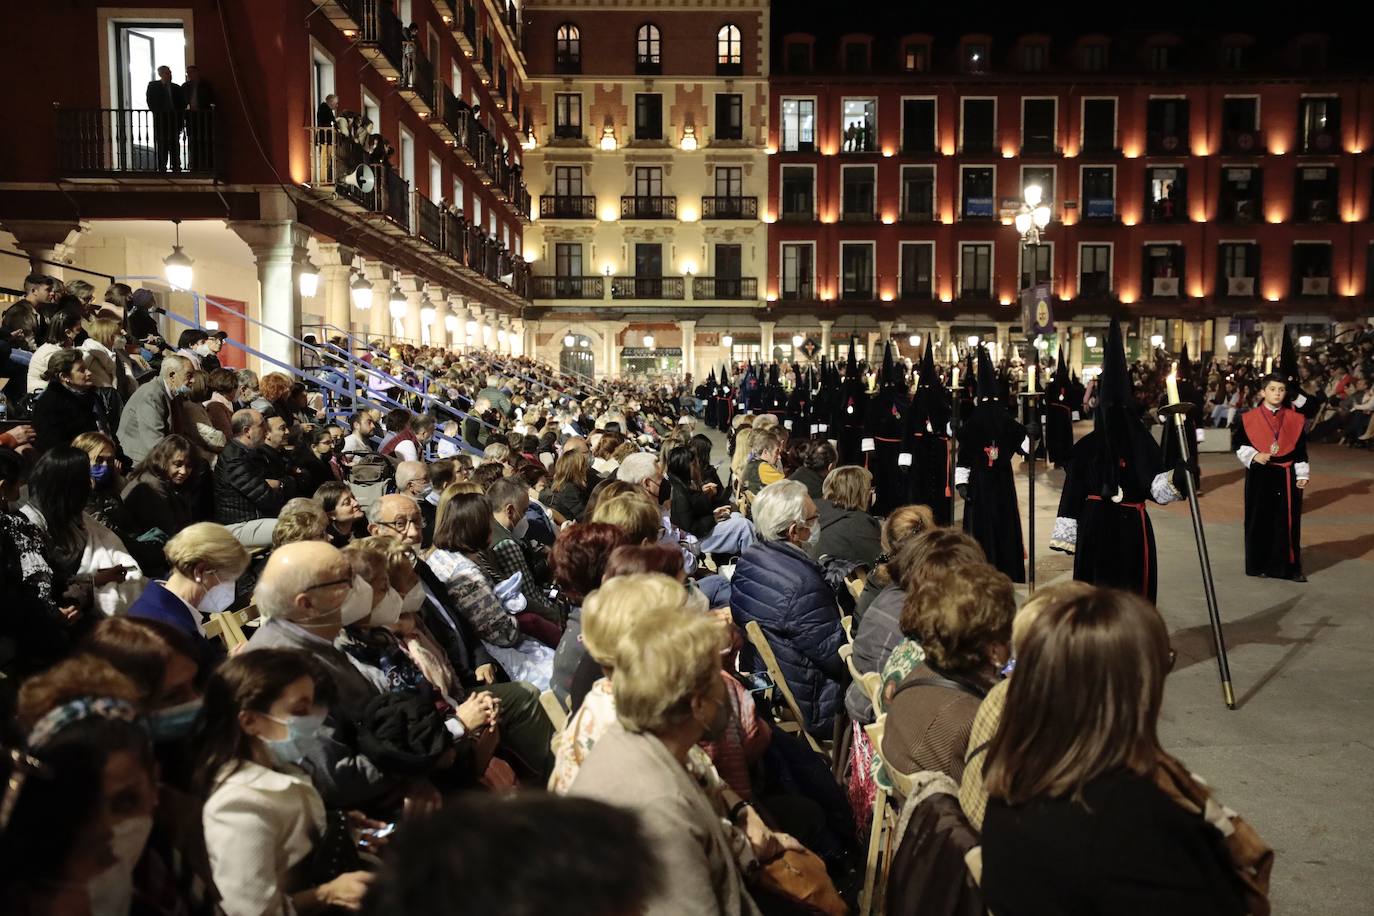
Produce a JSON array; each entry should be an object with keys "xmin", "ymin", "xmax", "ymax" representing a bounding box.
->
[
  {"xmin": 865, "ymin": 342, "xmax": 910, "ymax": 514},
  {"xmin": 955, "ymin": 346, "xmax": 1028, "ymax": 582},
  {"xmin": 145, "ymin": 65, "xmax": 187, "ymax": 172},
  {"xmin": 1042, "ymin": 345, "xmax": 1076, "ymax": 469},
  {"xmin": 1051, "ymin": 319, "xmax": 1184, "ymax": 602},
  {"xmin": 702, "ymin": 368, "xmax": 718, "ymax": 428},
  {"xmin": 1231, "ymin": 371, "xmax": 1310, "ymax": 580},
  {"xmin": 214, "ymin": 409, "xmax": 286, "ymax": 523},
  {"xmin": 713, "ymin": 364, "xmax": 735, "ymax": 432},
  {"xmin": 903, "ymin": 339, "xmax": 954, "ymax": 524},
  {"xmin": 181, "ymin": 65, "xmax": 215, "ymax": 170}
]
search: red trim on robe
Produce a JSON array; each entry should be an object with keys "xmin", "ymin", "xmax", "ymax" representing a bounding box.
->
[{"xmin": 1241, "ymin": 406, "xmax": 1303, "ymax": 457}]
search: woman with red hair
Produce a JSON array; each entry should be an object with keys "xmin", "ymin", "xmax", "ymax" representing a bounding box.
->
[{"xmin": 548, "ymin": 522, "xmax": 627, "ymax": 707}]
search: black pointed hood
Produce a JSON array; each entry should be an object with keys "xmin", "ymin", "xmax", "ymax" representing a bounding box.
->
[
  {"xmin": 880, "ymin": 340, "xmax": 899, "ymax": 389},
  {"xmin": 1094, "ymin": 318, "xmax": 1131, "ymax": 421},
  {"xmin": 845, "ymin": 336, "xmax": 858, "ymax": 380},
  {"xmin": 1177, "ymin": 342, "xmax": 1192, "ymax": 379},
  {"xmin": 1090, "ymin": 317, "xmax": 1155, "ymax": 500},
  {"xmin": 1055, "ymin": 342, "xmax": 1068, "ymax": 380},
  {"xmin": 910, "ymin": 337, "xmax": 951, "ymax": 433},
  {"xmin": 976, "ymin": 345, "xmax": 1000, "ymax": 401},
  {"xmin": 1279, "ymin": 328, "xmax": 1299, "ymax": 388},
  {"xmin": 918, "ymin": 338, "xmax": 940, "ymax": 389}
]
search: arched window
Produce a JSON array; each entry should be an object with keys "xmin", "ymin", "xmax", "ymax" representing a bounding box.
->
[
  {"xmin": 556, "ymin": 23, "xmax": 581, "ymax": 70},
  {"xmin": 717, "ymin": 24, "xmax": 742, "ymax": 66},
  {"xmin": 636, "ymin": 23, "xmax": 661, "ymax": 69}
]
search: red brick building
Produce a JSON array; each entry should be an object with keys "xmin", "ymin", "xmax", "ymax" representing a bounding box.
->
[{"xmin": 766, "ymin": 18, "xmax": 1374, "ymax": 364}]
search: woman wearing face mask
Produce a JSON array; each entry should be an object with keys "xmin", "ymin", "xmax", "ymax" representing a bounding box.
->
[
  {"xmin": 26, "ymin": 308, "xmax": 85, "ymax": 395},
  {"xmin": 127, "ymin": 521, "xmax": 251, "ymax": 645},
  {"xmin": 195, "ymin": 649, "xmax": 375, "ymax": 916},
  {"xmin": 294, "ymin": 427, "xmax": 342, "ymax": 497},
  {"xmin": 14, "ymin": 656, "xmax": 175, "ymax": 916},
  {"xmin": 73, "ymin": 432, "xmax": 127, "ymax": 535},
  {"xmin": 31, "ymin": 349, "xmax": 103, "ymax": 456},
  {"xmin": 729, "ymin": 480, "xmax": 847, "ymax": 739}
]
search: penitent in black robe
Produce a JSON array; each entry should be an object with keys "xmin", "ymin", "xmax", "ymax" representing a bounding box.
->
[
  {"xmin": 1232, "ymin": 405, "xmax": 1308, "ymax": 579},
  {"xmin": 1054, "ymin": 418, "xmax": 1174, "ymax": 603},
  {"xmin": 1159, "ymin": 377, "xmax": 1203, "ymax": 490},
  {"xmin": 956, "ymin": 403, "xmax": 1028, "ymax": 582},
  {"xmin": 1042, "ymin": 375, "xmax": 1077, "ymax": 469}
]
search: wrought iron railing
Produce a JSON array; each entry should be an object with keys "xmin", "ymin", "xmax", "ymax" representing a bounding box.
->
[
  {"xmin": 56, "ymin": 106, "xmax": 219, "ymax": 176},
  {"xmin": 532, "ymin": 276, "xmax": 604, "ymax": 299},
  {"xmin": 692, "ymin": 277, "xmax": 757, "ymax": 300},
  {"xmin": 701, "ymin": 196, "xmax": 758, "ymax": 219},
  {"xmin": 620, "ymin": 196, "xmax": 677, "ymax": 219},
  {"xmin": 612, "ymin": 276, "xmax": 684, "ymax": 299},
  {"xmin": 539, "ymin": 195, "xmax": 596, "ymax": 218}
]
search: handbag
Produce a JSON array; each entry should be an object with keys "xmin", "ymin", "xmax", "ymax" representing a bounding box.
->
[{"xmin": 753, "ymin": 848, "xmax": 848, "ymax": 916}]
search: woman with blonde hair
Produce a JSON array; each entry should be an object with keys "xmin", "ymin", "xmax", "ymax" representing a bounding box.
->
[
  {"xmin": 73, "ymin": 430, "xmax": 127, "ymax": 535},
  {"xmin": 126, "ymin": 521, "xmax": 251, "ymax": 642},
  {"xmin": 80, "ymin": 315, "xmax": 129, "ymax": 427},
  {"xmin": 855, "ymin": 503, "xmax": 937, "ymax": 616},
  {"xmin": 543, "ymin": 447, "xmax": 591, "ymax": 522},
  {"xmin": 590, "ymin": 491, "xmax": 662, "ymax": 545},
  {"xmin": 568, "ymin": 603, "xmax": 778, "ymax": 916},
  {"xmin": 980, "ymin": 587, "xmax": 1258, "ymax": 915}
]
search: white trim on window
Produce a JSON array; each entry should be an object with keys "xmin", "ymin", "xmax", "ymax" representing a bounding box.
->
[
  {"xmin": 1077, "ymin": 241, "xmax": 1115, "ymax": 294},
  {"xmin": 779, "ymin": 162, "xmax": 817, "ymax": 219},
  {"xmin": 898, "ymin": 240, "xmax": 936, "ymax": 297},
  {"xmin": 839, "ymin": 163, "xmax": 877, "ymax": 219},
  {"xmin": 957, "ymin": 163, "xmax": 997, "ymax": 219},
  {"xmin": 839, "ymin": 240, "xmax": 877, "ymax": 298},
  {"xmin": 1020, "ymin": 95, "xmax": 1058, "ymax": 150},
  {"xmin": 957, "ymin": 240, "xmax": 995, "ymax": 296},
  {"xmin": 1079, "ymin": 95, "xmax": 1118, "ymax": 151},
  {"xmin": 778, "ymin": 239, "xmax": 817, "ymax": 299},
  {"xmin": 959, "ymin": 95, "xmax": 998, "ymax": 152},
  {"xmin": 899, "ymin": 95, "xmax": 939, "ymax": 152}
]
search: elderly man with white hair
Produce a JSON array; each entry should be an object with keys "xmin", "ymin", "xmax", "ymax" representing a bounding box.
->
[
  {"xmin": 729, "ymin": 480, "xmax": 847, "ymax": 737},
  {"xmin": 244, "ymin": 540, "xmax": 397, "ymax": 805},
  {"xmin": 618, "ymin": 451, "xmax": 701, "ymax": 571}
]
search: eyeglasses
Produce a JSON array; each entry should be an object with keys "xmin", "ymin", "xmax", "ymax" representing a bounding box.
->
[
  {"xmin": 802, "ymin": 514, "xmax": 820, "ymax": 527},
  {"xmin": 379, "ymin": 517, "xmax": 423, "ymax": 533},
  {"xmin": 304, "ymin": 576, "xmax": 352, "ymax": 592}
]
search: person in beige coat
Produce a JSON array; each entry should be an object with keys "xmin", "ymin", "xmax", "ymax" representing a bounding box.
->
[{"xmin": 568, "ymin": 605, "xmax": 762, "ymax": 916}]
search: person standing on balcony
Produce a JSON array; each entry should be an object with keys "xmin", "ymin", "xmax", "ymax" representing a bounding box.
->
[
  {"xmin": 145, "ymin": 65, "xmax": 186, "ymax": 172},
  {"xmin": 401, "ymin": 23, "xmax": 418, "ymax": 89},
  {"xmin": 316, "ymin": 93, "xmax": 339, "ymax": 131},
  {"xmin": 182, "ymin": 65, "xmax": 215, "ymax": 171}
]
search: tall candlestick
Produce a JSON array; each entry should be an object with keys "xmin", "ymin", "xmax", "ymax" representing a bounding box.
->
[
  {"xmin": 1264, "ymin": 356, "xmax": 1273, "ymax": 374},
  {"xmin": 1027, "ymin": 362, "xmax": 1036, "ymax": 392},
  {"xmin": 951, "ymin": 366, "xmax": 960, "ymax": 390},
  {"xmin": 1166, "ymin": 362, "xmax": 1180, "ymax": 406}
]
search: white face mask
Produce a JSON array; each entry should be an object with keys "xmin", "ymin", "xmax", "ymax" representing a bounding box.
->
[
  {"xmin": 198, "ymin": 577, "xmax": 236, "ymax": 613},
  {"xmin": 338, "ymin": 575, "xmax": 373, "ymax": 626},
  {"xmin": 86, "ymin": 814, "xmax": 154, "ymax": 916},
  {"xmin": 400, "ymin": 583, "xmax": 425, "ymax": 615},
  {"xmin": 511, "ymin": 515, "xmax": 530, "ymax": 539},
  {"xmin": 370, "ymin": 587, "xmax": 403, "ymax": 627}
]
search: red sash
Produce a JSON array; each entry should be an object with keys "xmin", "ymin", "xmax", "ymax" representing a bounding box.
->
[{"xmin": 1241, "ymin": 407, "xmax": 1302, "ymax": 457}]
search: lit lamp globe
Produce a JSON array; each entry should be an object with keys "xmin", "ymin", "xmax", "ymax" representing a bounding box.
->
[
  {"xmin": 642, "ymin": 334, "xmax": 655, "ymax": 349},
  {"xmin": 1014, "ymin": 211, "xmax": 1033, "ymax": 235},
  {"xmin": 349, "ymin": 274, "xmax": 373, "ymax": 310},
  {"xmin": 1033, "ymin": 205, "xmax": 1051, "ymax": 229},
  {"xmin": 564, "ymin": 334, "xmax": 576, "ymax": 347},
  {"xmin": 1023, "ymin": 184, "xmax": 1044, "ymax": 207},
  {"xmin": 1085, "ymin": 334, "xmax": 1097, "ymax": 348},
  {"xmin": 967, "ymin": 335, "xmax": 980, "ymax": 347},
  {"xmin": 722, "ymin": 334, "xmax": 733, "ymax": 348},
  {"xmin": 1150, "ymin": 334, "xmax": 1164, "ymax": 347},
  {"xmin": 1298, "ymin": 334, "xmax": 1313, "ymax": 348},
  {"xmin": 908, "ymin": 334, "xmax": 921, "ymax": 347},
  {"xmin": 792, "ymin": 334, "xmax": 804, "ymax": 348},
  {"xmin": 298, "ymin": 259, "xmax": 321, "ymax": 298},
  {"xmin": 1224, "ymin": 334, "xmax": 1238, "ymax": 349},
  {"xmin": 444, "ymin": 314, "xmax": 459, "ymax": 333},
  {"xmin": 420, "ymin": 306, "xmax": 436, "ymax": 326},
  {"xmin": 163, "ymin": 247, "xmax": 194, "ymax": 291}
]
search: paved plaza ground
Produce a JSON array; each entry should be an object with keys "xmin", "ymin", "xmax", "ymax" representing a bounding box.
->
[{"xmin": 711, "ymin": 429, "xmax": 1373, "ymax": 913}]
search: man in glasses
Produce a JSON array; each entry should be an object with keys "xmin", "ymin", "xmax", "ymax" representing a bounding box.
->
[
  {"xmin": 246, "ymin": 541, "xmax": 397, "ymax": 806},
  {"xmin": 369, "ymin": 494, "xmax": 555, "ymax": 780}
]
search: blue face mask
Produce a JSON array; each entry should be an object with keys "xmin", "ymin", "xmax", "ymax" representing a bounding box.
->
[
  {"xmin": 145, "ymin": 697, "xmax": 203, "ymax": 743},
  {"xmin": 90, "ymin": 464, "xmax": 113, "ymax": 485},
  {"xmin": 174, "ymin": 384, "xmax": 192, "ymax": 397},
  {"xmin": 262, "ymin": 712, "xmax": 327, "ymax": 766}
]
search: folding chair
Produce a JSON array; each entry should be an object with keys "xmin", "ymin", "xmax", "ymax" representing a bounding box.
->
[
  {"xmin": 743, "ymin": 620, "xmax": 826, "ymax": 756},
  {"xmin": 840, "ymin": 614, "xmax": 854, "ymax": 643},
  {"xmin": 538, "ymin": 688, "xmax": 568, "ymax": 733},
  {"xmin": 845, "ymin": 650, "xmax": 883, "ymax": 710}
]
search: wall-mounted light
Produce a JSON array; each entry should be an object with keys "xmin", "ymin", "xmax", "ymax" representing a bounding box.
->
[
  {"xmin": 445, "ymin": 314, "xmax": 459, "ymax": 333},
  {"xmin": 600, "ymin": 206, "xmax": 618, "ymax": 222},
  {"xmin": 163, "ymin": 219, "xmax": 194, "ymax": 290},
  {"xmin": 681, "ymin": 261, "xmax": 697, "ymax": 276},
  {"xmin": 765, "ymin": 145, "xmax": 777, "ymax": 155},
  {"xmin": 722, "ymin": 334, "xmax": 734, "ymax": 347},
  {"xmin": 1150, "ymin": 334, "xmax": 1164, "ymax": 347},
  {"xmin": 680, "ymin": 124, "xmax": 698, "ymax": 151},
  {"xmin": 1085, "ymin": 335, "xmax": 1098, "ymax": 348},
  {"xmin": 1224, "ymin": 334, "xmax": 1238, "ymax": 348},
  {"xmin": 524, "ymin": 250, "xmax": 537, "ymax": 263},
  {"xmin": 205, "ymin": 320, "xmax": 219, "ymax": 331},
  {"xmin": 599, "ymin": 124, "xmax": 617, "ymax": 151},
  {"xmin": 349, "ymin": 273, "xmax": 373, "ymax": 310},
  {"xmin": 643, "ymin": 333, "xmax": 655, "ymax": 348},
  {"xmin": 908, "ymin": 334, "xmax": 921, "ymax": 347},
  {"xmin": 967, "ymin": 335, "xmax": 980, "ymax": 346},
  {"xmin": 298, "ymin": 258, "xmax": 320, "ymax": 298},
  {"xmin": 1299, "ymin": 334, "xmax": 1313, "ymax": 347},
  {"xmin": 563, "ymin": 334, "xmax": 575, "ymax": 347},
  {"xmin": 679, "ymin": 206, "xmax": 698, "ymax": 222},
  {"xmin": 603, "ymin": 263, "xmax": 615, "ymax": 276}
]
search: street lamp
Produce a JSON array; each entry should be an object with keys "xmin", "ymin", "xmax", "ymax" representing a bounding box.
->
[
  {"xmin": 643, "ymin": 334, "xmax": 655, "ymax": 348},
  {"xmin": 388, "ymin": 286, "xmax": 407, "ymax": 318},
  {"xmin": 1224, "ymin": 333, "xmax": 1238, "ymax": 349},
  {"xmin": 349, "ymin": 273, "xmax": 373, "ymax": 310},
  {"xmin": 1085, "ymin": 334, "xmax": 1098, "ymax": 348},
  {"xmin": 908, "ymin": 333, "xmax": 921, "ymax": 347},
  {"xmin": 1298, "ymin": 334, "xmax": 1313, "ymax": 348},
  {"xmin": 721, "ymin": 334, "xmax": 733, "ymax": 348},
  {"xmin": 563, "ymin": 334, "xmax": 576, "ymax": 347},
  {"xmin": 1013, "ymin": 183, "xmax": 1053, "ymax": 595},
  {"xmin": 162, "ymin": 219, "xmax": 194, "ymax": 290},
  {"xmin": 298, "ymin": 258, "xmax": 320, "ymax": 298}
]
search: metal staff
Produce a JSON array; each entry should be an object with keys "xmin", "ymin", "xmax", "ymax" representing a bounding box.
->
[
  {"xmin": 1161, "ymin": 399, "xmax": 1236, "ymax": 709},
  {"xmin": 1018, "ymin": 389, "xmax": 1042, "ymax": 593},
  {"xmin": 949, "ymin": 375, "xmax": 962, "ymax": 528}
]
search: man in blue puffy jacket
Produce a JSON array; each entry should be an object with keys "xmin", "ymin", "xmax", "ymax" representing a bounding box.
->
[{"xmin": 730, "ymin": 479, "xmax": 847, "ymax": 736}]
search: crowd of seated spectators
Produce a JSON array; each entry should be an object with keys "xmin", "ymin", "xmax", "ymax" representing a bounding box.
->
[{"xmin": 0, "ymin": 271, "xmax": 1272, "ymax": 915}]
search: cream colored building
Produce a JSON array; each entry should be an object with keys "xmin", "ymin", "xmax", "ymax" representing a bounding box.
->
[{"xmin": 522, "ymin": 0, "xmax": 770, "ymax": 379}]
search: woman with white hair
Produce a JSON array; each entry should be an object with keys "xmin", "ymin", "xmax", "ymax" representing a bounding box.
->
[{"xmin": 728, "ymin": 480, "xmax": 846, "ymax": 736}]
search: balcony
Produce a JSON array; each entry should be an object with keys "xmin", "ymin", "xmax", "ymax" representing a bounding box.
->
[
  {"xmin": 612, "ymin": 276, "xmax": 685, "ymax": 299},
  {"xmin": 415, "ymin": 191, "xmax": 443, "ymax": 250},
  {"xmin": 1222, "ymin": 129, "xmax": 1265, "ymax": 155},
  {"xmin": 398, "ymin": 46, "xmax": 435, "ymax": 114},
  {"xmin": 620, "ymin": 196, "xmax": 677, "ymax": 219},
  {"xmin": 780, "ymin": 282, "xmax": 815, "ymax": 301},
  {"xmin": 532, "ymin": 276, "xmax": 604, "ymax": 299},
  {"xmin": 449, "ymin": 0, "xmax": 477, "ymax": 54},
  {"xmin": 841, "ymin": 208, "xmax": 876, "ymax": 223},
  {"xmin": 1146, "ymin": 130, "xmax": 1188, "ymax": 156},
  {"xmin": 55, "ymin": 107, "xmax": 220, "ymax": 178},
  {"xmin": 693, "ymin": 277, "xmax": 758, "ymax": 300},
  {"xmin": 841, "ymin": 284, "xmax": 876, "ymax": 302},
  {"xmin": 701, "ymin": 196, "xmax": 758, "ymax": 219},
  {"xmin": 555, "ymin": 53, "xmax": 581, "ymax": 75},
  {"xmin": 358, "ymin": 0, "xmax": 404, "ymax": 79},
  {"xmin": 900, "ymin": 206, "xmax": 935, "ymax": 223},
  {"xmin": 779, "ymin": 208, "xmax": 814, "ymax": 223},
  {"xmin": 539, "ymin": 195, "xmax": 596, "ymax": 219}
]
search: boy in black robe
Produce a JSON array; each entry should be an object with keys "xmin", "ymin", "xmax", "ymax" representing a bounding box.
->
[
  {"xmin": 1232, "ymin": 372, "xmax": 1310, "ymax": 580},
  {"xmin": 956, "ymin": 346, "xmax": 1028, "ymax": 582}
]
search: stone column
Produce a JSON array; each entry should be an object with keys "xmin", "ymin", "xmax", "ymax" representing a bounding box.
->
[
  {"xmin": 759, "ymin": 320, "xmax": 776, "ymax": 362},
  {"xmin": 510, "ymin": 318, "xmax": 526, "ymax": 357},
  {"xmin": 427, "ymin": 286, "xmax": 448, "ymax": 349},
  {"xmin": 3, "ymin": 220, "xmax": 83, "ymax": 280},
  {"xmin": 363, "ymin": 263, "xmax": 392, "ymax": 343},
  {"xmin": 1067, "ymin": 326, "xmax": 1085, "ymax": 374},
  {"xmin": 678, "ymin": 318, "xmax": 697, "ymax": 380},
  {"xmin": 315, "ymin": 242, "xmax": 356, "ymax": 336},
  {"xmin": 446, "ymin": 296, "xmax": 468, "ymax": 351},
  {"xmin": 994, "ymin": 322, "xmax": 1013, "ymax": 362},
  {"xmin": 878, "ymin": 320, "xmax": 893, "ymax": 346},
  {"xmin": 937, "ymin": 321, "xmax": 954, "ymax": 361},
  {"xmin": 228, "ymin": 217, "xmax": 311, "ymax": 370},
  {"xmin": 818, "ymin": 319, "xmax": 833, "ymax": 359},
  {"xmin": 395, "ymin": 275, "xmax": 424, "ymax": 345}
]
